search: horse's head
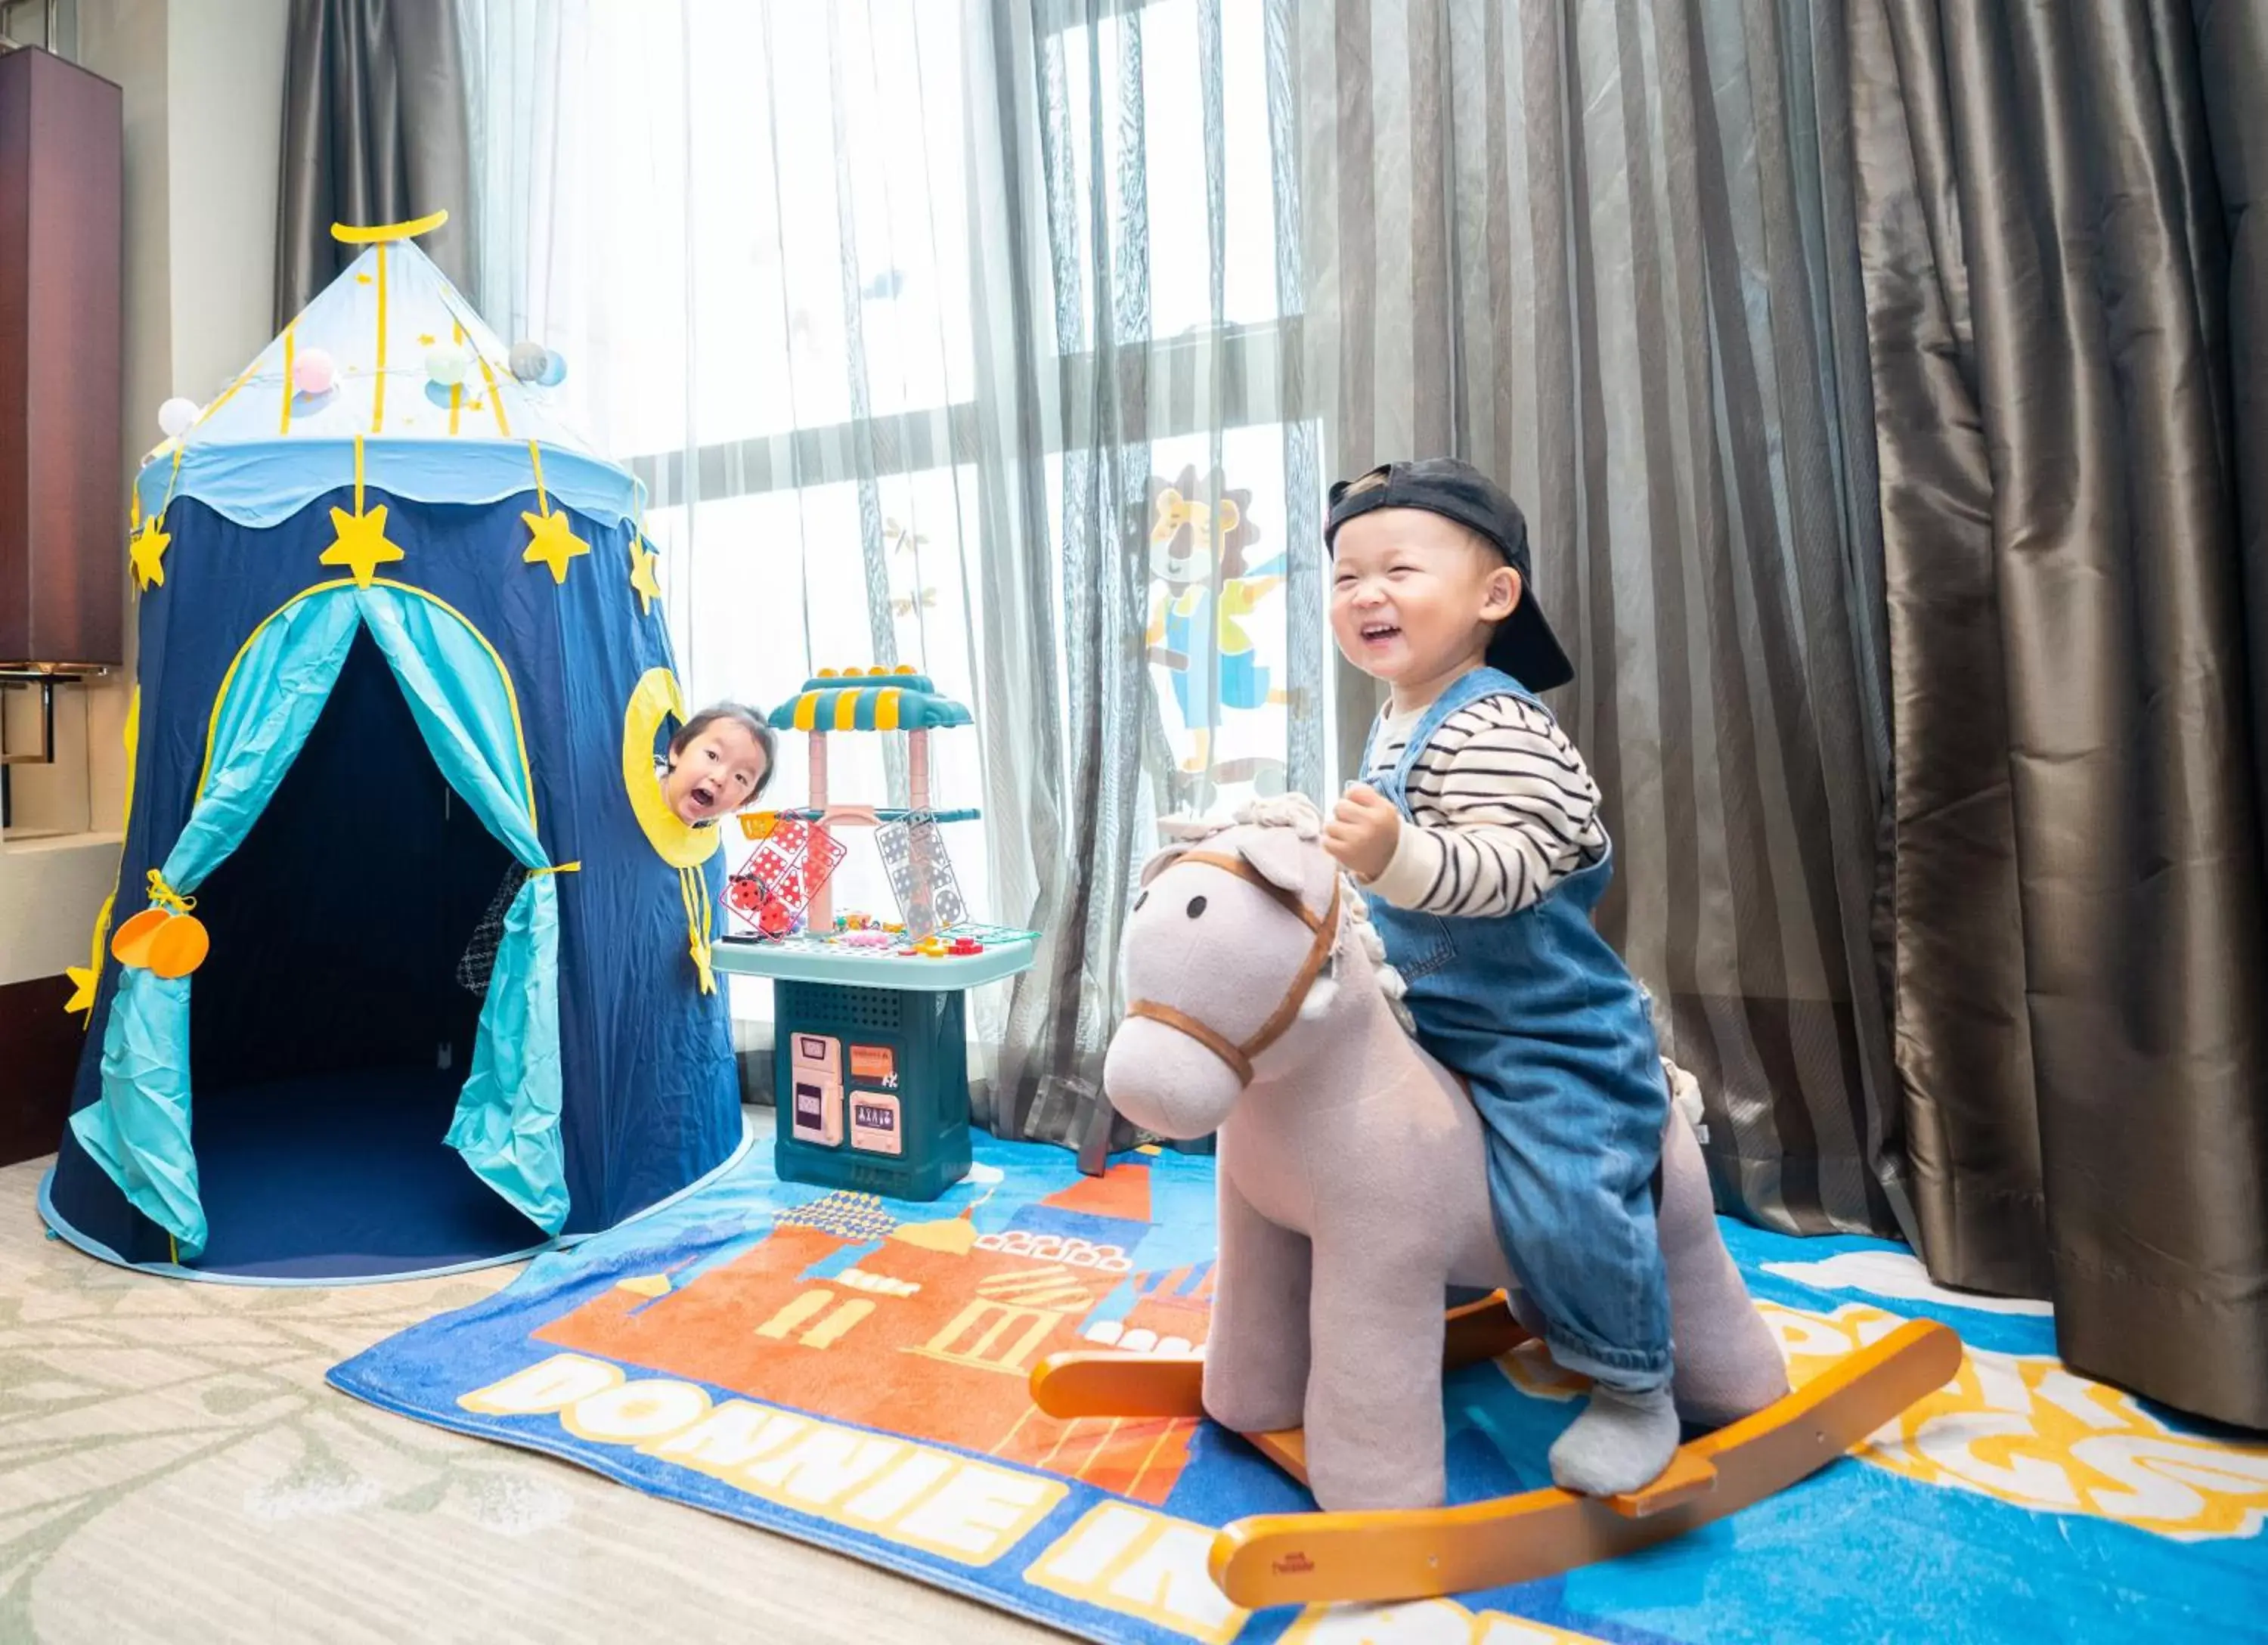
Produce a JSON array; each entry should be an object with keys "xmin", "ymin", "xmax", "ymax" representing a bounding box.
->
[{"xmin": 1105, "ymin": 798, "xmax": 1363, "ymax": 1139}]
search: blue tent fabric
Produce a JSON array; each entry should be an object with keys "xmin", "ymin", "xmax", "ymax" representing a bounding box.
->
[
  {"xmin": 445, "ymin": 869, "xmax": 564, "ymax": 1229},
  {"xmin": 46, "ymin": 487, "xmax": 742, "ymax": 1281},
  {"xmin": 162, "ymin": 239, "xmax": 599, "ymax": 459},
  {"xmin": 137, "ymin": 438, "xmax": 639, "ymax": 534}
]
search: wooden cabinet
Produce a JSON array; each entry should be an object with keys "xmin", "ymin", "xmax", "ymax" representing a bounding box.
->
[{"xmin": 0, "ymin": 45, "xmax": 123, "ymax": 669}]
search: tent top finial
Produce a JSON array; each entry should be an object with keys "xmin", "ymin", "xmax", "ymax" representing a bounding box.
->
[{"xmin": 330, "ymin": 210, "xmax": 449, "ymax": 245}]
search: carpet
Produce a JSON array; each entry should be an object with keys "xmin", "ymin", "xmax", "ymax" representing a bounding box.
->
[{"xmin": 328, "ymin": 1133, "xmax": 2268, "ymax": 1644}]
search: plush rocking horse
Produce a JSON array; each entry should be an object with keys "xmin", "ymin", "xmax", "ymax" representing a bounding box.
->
[{"xmin": 1029, "ymin": 798, "xmax": 1960, "ymax": 1610}]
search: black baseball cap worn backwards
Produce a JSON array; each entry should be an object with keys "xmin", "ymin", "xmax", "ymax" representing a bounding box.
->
[{"xmin": 1324, "ymin": 457, "xmax": 1574, "ymax": 692}]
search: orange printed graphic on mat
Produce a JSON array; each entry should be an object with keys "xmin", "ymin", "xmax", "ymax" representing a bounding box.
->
[
  {"xmin": 1040, "ymin": 1160, "xmax": 1153, "ymax": 1223},
  {"xmin": 536, "ymin": 1177, "xmax": 1201, "ymax": 1505}
]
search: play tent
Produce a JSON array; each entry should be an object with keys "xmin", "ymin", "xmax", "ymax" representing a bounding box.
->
[{"xmin": 42, "ymin": 216, "xmax": 747, "ymax": 1282}]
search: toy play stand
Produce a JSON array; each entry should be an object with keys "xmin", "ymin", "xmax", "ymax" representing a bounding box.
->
[
  {"xmin": 715, "ymin": 668, "xmax": 1035, "ymax": 1202},
  {"xmin": 1030, "ymin": 1296, "xmax": 1962, "ymax": 1610}
]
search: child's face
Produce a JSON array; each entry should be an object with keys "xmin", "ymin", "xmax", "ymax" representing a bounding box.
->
[
  {"xmin": 664, "ymin": 720, "xmax": 768, "ymax": 825},
  {"xmin": 1329, "ymin": 507, "xmax": 1519, "ymax": 692}
]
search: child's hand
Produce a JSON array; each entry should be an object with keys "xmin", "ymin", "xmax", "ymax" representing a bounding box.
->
[{"xmin": 1325, "ymin": 785, "xmax": 1401, "ymax": 881}]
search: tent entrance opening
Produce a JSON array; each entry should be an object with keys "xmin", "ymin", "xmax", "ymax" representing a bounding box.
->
[{"xmin": 185, "ymin": 629, "xmax": 543, "ymax": 1279}]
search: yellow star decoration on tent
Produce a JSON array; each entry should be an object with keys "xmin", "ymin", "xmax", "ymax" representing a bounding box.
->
[
  {"xmin": 64, "ymin": 889, "xmax": 114, "ymax": 1017},
  {"xmin": 522, "ymin": 508, "xmax": 590, "ymax": 584},
  {"xmin": 128, "ymin": 516, "xmax": 171, "ymax": 591},
  {"xmin": 320, "ymin": 503, "xmax": 406, "ymax": 588},
  {"xmin": 518, "ymin": 441, "xmax": 589, "ymax": 585},
  {"xmin": 628, "ymin": 537, "xmax": 663, "ymax": 615}
]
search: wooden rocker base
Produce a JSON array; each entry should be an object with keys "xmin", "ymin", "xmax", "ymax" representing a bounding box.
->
[
  {"xmin": 1030, "ymin": 1302, "xmax": 1963, "ymax": 1612},
  {"xmin": 1030, "ymin": 1291, "xmax": 1532, "ymax": 1422}
]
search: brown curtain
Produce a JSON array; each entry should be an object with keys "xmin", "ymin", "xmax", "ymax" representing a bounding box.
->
[
  {"xmin": 276, "ymin": 0, "xmax": 475, "ymax": 325},
  {"xmin": 1853, "ymin": 0, "xmax": 2268, "ymax": 1427},
  {"xmin": 1290, "ymin": 0, "xmax": 1913, "ymax": 1242}
]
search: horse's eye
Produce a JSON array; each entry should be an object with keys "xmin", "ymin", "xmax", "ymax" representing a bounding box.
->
[
  {"xmin": 1186, "ymin": 895, "xmax": 1208, "ymax": 919},
  {"xmin": 1133, "ymin": 889, "xmax": 1149, "ymax": 912}
]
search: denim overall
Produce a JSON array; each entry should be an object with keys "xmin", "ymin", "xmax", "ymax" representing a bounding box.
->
[{"xmin": 1361, "ymin": 665, "xmax": 1672, "ymax": 1388}]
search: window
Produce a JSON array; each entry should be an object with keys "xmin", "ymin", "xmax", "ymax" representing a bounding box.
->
[
  {"xmin": 481, "ymin": 0, "xmax": 1327, "ymax": 999},
  {"xmin": 1049, "ymin": 0, "xmax": 1291, "ymax": 346},
  {"xmin": 650, "ymin": 464, "xmax": 993, "ymax": 933},
  {"xmin": 1042, "ymin": 422, "xmax": 1316, "ymax": 809}
]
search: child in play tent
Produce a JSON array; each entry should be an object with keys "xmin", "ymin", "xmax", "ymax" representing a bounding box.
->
[
  {"xmin": 658, "ymin": 703, "xmax": 779, "ymax": 826},
  {"xmin": 459, "ymin": 704, "xmax": 776, "ymax": 995},
  {"xmin": 1318, "ymin": 457, "xmax": 1679, "ymax": 1498}
]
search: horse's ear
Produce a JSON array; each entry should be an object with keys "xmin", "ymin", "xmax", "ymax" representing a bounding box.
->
[
  {"xmin": 1137, "ymin": 842, "xmax": 1189, "ymax": 888},
  {"xmin": 1234, "ymin": 824, "xmax": 1315, "ymax": 901}
]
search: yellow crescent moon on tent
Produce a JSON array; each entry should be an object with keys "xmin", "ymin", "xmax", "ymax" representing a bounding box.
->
[{"xmin": 622, "ymin": 667, "xmax": 722, "ymax": 868}]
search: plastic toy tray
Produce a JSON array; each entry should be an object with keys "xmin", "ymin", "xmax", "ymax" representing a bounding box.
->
[{"xmin": 714, "ymin": 925, "xmax": 1039, "ymax": 991}]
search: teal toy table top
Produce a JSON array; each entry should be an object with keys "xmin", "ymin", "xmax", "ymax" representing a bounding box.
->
[{"xmin": 714, "ymin": 932, "xmax": 1037, "ymax": 991}]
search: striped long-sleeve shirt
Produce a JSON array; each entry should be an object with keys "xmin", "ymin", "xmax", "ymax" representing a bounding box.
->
[{"xmin": 1362, "ymin": 691, "xmax": 1609, "ymax": 919}]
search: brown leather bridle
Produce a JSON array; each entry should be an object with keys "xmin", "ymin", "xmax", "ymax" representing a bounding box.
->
[{"xmin": 1123, "ymin": 850, "xmax": 1343, "ymax": 1087}]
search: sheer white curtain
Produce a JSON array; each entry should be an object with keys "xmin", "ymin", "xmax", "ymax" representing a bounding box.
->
[{"xmin": 463, "ymin": 0, "xmax": 1325, "ymax": 1139}]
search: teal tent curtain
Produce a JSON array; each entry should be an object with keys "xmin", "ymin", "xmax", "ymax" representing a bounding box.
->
[
  {"xmin": 76, "ymin": 593, "xmax": 364, "ymax": 1257},
  {"xmin": 74, "ymin": 584, "xmax": 568, "ymax": 1259}
]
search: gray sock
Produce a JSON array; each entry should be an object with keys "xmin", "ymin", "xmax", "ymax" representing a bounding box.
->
[{"xmin": 1548, "ymin": 1381, "xmax": 1680, "ymax": 1496}]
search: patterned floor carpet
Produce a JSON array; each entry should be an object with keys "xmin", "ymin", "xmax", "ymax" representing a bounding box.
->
[
  {"xmin": 328, "ymin": 1125, "xmax": 2268, "ymax": 1644},
  {"xmin": 0, "ymin": 1122, "xmax": 1059, "ymax": 1644}
]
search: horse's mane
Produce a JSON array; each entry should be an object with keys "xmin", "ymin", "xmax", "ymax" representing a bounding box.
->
[{"xmin": 1164, "ymin": 796, "xmax": 1418, "ymax": 1033}]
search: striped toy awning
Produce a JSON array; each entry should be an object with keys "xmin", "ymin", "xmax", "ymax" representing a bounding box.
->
[{"xmin": 769, "ymin": 668, "xmax": 974, "ymax": 733}]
